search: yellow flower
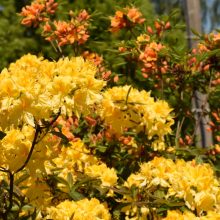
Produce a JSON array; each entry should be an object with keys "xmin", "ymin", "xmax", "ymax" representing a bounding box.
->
[
  {"xmin": 46, "ymin": 198, "xmax": 111, "ymax": 220},
  {"xmin": 125, "ymin": 157, "xmax": 220, "ymax": 215},
  {"xmin": 195, "ymin": 192, "xmax": 215, "ymax": 215},
  {"xmin": 0, "ymin": 54, "xmax": 105, "ymax": 129},
  {"xmin": 0, "ymin": 126, "xmax": 33, "ymax": 172},
  {"xmin": 46, "ymin": 139, "xmax": 99, "ymax": 192},
  {"xmin": 52, "ymin": 139, "xmax": 98, "ymax": 173},
  {"xmin": 162, "ymin": 210, "xmax": 191, "ymax": 220},
  {"xmin": 85, "ymin": 163, "xmax": 118, "ymax": 187},
  {"xmin": 23, "ymin": 177, "xmax": 51, "ymax": 209},
  {"xmin": 201, "ymin": 211, "xmax": 220, "ymax": 219},
  {"xmin": 100, "ymin": 85, "xmax": 173, "ymax": 150},
  {"xmin": 163, "ymin": 210, "xmax": 220, "ymax": 220},
  {"xmin": 45, "ymin": 200, "xmax": 77, "ymax": 220},
  {"xmin": 125, "ymin": 173, "xmax": 147, "ymax": 188}
]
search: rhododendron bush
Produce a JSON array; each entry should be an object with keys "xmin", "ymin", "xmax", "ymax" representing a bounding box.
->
[{"xmin": 0, "ymin": 0, "xmax": 220, "ymax": 219}]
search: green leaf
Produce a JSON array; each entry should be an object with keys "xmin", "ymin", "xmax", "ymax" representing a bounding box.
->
[
  {"xmin": 69, "ymin": 189, "xmax": 85, "ymax": 201},
  {"xmin": 125, "ymin": 86, "xmax": 132, "ymax": 105},
  {"xmin": 97, "ymin": 145, "xmax": 108, "ymax": 153},
  {"xmin": 119, "ymin": 51, "xmax": 132, "ymax": 56},
  {"xmin": 113, "ymin": 62, "xmax": 127, "ymax": 67},
  {"xmin": 51, "ymin": 131, "xmax": 69, "ymax": 144},
  {"xmin": 54, "ymin": 176, "xmax": 69, "ymax": 186},
  {"xmin": 154, "ymin": 190, "xmax": 166, "ymax": 198},
  {"xmin": 67, "ymin": 173, "xmax": 74, "ymax": 188},
  {"xmin": 157, "ymin": 207, "xmax": 168, "ymax": 213},
  {"xmin": 11, "ymin": 205, "xmax": 19, "ymax": 211},
  {"xmin": 191, "ymin": 28, "xmax": 201, "ymax": 37},
  {"xmin": 21, "ymin": 205, "xmax": 34, "ymax": 211},
  {"xmin": 14, "ymin": 173, "xmax": 30, "ymax": 185}
]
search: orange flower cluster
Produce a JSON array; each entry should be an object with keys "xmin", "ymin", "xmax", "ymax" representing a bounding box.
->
[
  {"xmin": 20, "ymin": 0, "xmax": 58, "ymax": 27},
  {"xmin": 110, "ymin": 7, "xmax": 145, "ymax": 32},
  {"xmin": 179, "ymin": 135, "xmax": 193, "ymax": 146},
  {"xmin": 147, "ymin": 20, "xmax": 171, "ymax": 37},
  {"xmin": 43, "ymin": 10, "xmax": 90, "ymax": 46},
  {"xmin": 208, "ymin": 111, "xmax": 220, "ymax": 145},
  {"xmin": 205, "ymin": 32, "xmax": 220, "ymax": 49},
  {"xmin": 53, "ymin": 116, "xmax": 79, "ymax": 142},
  {"xmin": 188, "ymin": 32, "xmax": 220, "ymax": 73},
  {"xmin": 212, "ymin": 72, "xmax": 220, "ymax": 85},
  {"xmin": 207, "ymin": 144, "xmax": 220, "ymax": 155},
  {"xmin": 82, "ymin": 51, "xmax": 112, "ymax": 80},
  {"xmin": 138, "ymin": 41, "xmax": 168, "ymax": 77},
  {"xmin": 188, "ymin": 44, "xmax": 210, "ymax": 73}
]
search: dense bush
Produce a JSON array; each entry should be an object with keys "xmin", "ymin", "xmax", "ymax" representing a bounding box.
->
[{"xmin": 0, "ymin": 0, "xmax": 220, "ymax": 219}]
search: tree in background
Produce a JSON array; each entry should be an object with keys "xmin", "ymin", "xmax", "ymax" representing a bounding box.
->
[
  {"xmin": 151, "ymin": 0, "xmax": 220, "ymax": 33},
  {"xmin": 0, "ymin": 0, "xmax": 35, "ymax": 69},
  {"xmin": 201, "ymin": 0, "xmax": 220, "ymax": 33},
  {"xmin": 0, "ymin": 0, "xmax": 154, "ymax": 70}
]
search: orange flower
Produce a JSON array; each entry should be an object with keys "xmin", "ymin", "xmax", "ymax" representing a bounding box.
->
[
  {"xmin": 127, "ymin": 7, "xmax": 145, "ymax": 24},
  {"xmin": 82, "ymin": 51, "xmax": 111, "ymax": 80},
  {"xmin": 113, "ymin": 75, "xmax": 119, "ymax": 82},
  {"xmin": 165, "ymin": 21, "xmax": 171, "ymax": 29},
  {"xmin": 77, "ymin": 9, "xmax": 90, "ymax": 22},
  {"xmin": 44, "ymin": 9, "xmax": 90, "ymax": 46},
  {"xmin": 154, "ymin": 21, "xmax": 161, "ymax": 31},
  {"xmin": 20, "ymin": 0, "xmax": 58, "ymax": 27},
  {"xmin": 138, "ymin": 41, "xmax": 166, "ymax": 75},
  {"xmin": 45, "ymin": 0, "xmax": 58, "ymax": 14},
  {"xmin": 20, "ymin": 2, "xmax": 46, "ymax": 27},
  {"xmin": 147, "ymin": 26, "xmax": 154, "ymax": 34},
  {"xmin": 43, "ymin": 22, "xmax": 52, "ymax": 32},
  {"xmin": 53, "ymin": 21, "xmax": 75, "ymax": 46},
  {"xmin": 85, "ymin": 116, "xmax": 97, "ymax": 127},
  {"xmin": 83, "ymin": 51, "xmax": 103, "ymax": 66},
  {"xmin": 102, "ymin": 71, "xmax": 112, "ymax": 80},
  {"xmin": 76, "ymin": 25, "xmax": 90, "ymax": 45},
  {"xmin": 110, "ymin": 10, "xmax": 127, "ymax": 32},
  {"xmin": 110, "ymin": 7, "xmax": 145, "ymax": 32}
]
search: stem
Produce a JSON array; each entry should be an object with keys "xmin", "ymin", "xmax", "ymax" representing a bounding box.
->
[
  {"xmin": 175, "ymin": 116, "xmax": 185, "ymax": 147},
  {"xmin": 0, "ymin": 168, "xmax": 14, "ymax": 215},
  {"xmin": 50, "ymin": 40, "xmax": 58, "ymax": 53},
  {"xmin": 14, "ymin": 124, "xmax": 41, "ymax": 174},
  {"xmin": 36, "ymin": 109, "xmax": 61, "ymax": 143},
  {"xmin": 160, "ymin": 72, "xmax": 164, "ymax": 99},
  {"xmin": 8, "ymin": 172, "xmax": 14, "ymax": 212},
  {"xmin": 15, "ymin": 109, "xmax": 61, "ymax": 174},
  {"xmin": 129, "ymin": 28, "xmax": 137, "ymax": 39},
  {"xmin": 55, "ymin": 40, "xmax": 64, "ymax": 58},
  {"xmin": 125, "ymin": 86, "xmax": 132, "ymax": 105},
  {"xmin": 0, "ymin": 110, "xmax": 61, "ymax": 217}
]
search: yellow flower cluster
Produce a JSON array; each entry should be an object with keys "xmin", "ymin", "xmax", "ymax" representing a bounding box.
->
[
  {"xmin": 0, "ymin": 54, "xmax": 105, "ymax": 174},
  {"xmin": 0, "ymin": 124, "xmax": 59, "ymax": 174},
  {"xmin": 125, "ymin": 157, "xmax": 220, "ymax": 216},
  {"xmin": 0, "ymin": 126, "xmax": 33, "ymax": 172},
  {"xmin": 85, "ymin": 163, "xmax": 118, "ymax": 187},
  {"xmin": 48, "ymin": 139, "xmax": 118, "ymax": 190},
  {"xmin": 163, "ymin": 210, "xmax": 220, "ymax": 220},
  {"xmin": 23, "ymin": 177, "xmax": 51, "ymax": 209},
  {"xmin": 45, "ymin": 198, "xmax": 111, "ymax": 220},
  {"xmin": 51, "ymin": 139, "xmax": 98, "ymax": 175},
  {"xmin": 100, "ymin": 85, "xmax": 174, "ymax": 150},
  {"xmin": 0, "ymin": 54, "xmax": 105, "ymax": 129}
]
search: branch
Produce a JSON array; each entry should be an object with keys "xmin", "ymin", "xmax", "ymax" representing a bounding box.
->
[
  {"xmin": 0, "ymin": 168, "xmax": 14, "ymax": 213},
  {"xmin": 15, "ymin": 109, "xmax": 61, "ymax": 174},
  {"xmin": 14, "ymin": 124, "xmax": 41, "ymax": 174}
]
